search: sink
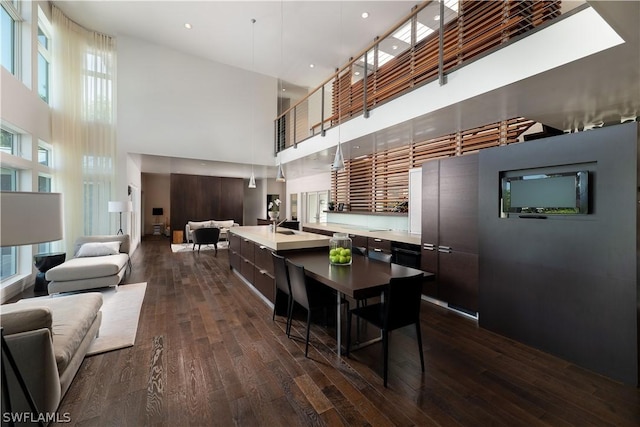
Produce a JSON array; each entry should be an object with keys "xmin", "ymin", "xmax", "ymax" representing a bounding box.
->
[{"xmin": 276, "ymin": 230, "xmax": 296, "ymax": 235}]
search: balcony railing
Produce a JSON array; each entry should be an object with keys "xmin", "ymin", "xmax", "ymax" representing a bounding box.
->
[{"xmin": 274, "ymin": 0, "xmax": 571, "ymax": 153}]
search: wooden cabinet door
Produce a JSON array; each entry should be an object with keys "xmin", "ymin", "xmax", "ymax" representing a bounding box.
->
[
  {"xmin": 438, "ymin": 153, "xmax": 479, "ymax": 254},
  {"xmin": 438, "ymin": 250, "xmax": 479, "ymax": 313},
  {"xmin": 421, "ymin": 160, "xmax": 439, "ymax": 249}
]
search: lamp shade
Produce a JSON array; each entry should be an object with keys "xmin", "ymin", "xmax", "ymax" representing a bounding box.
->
[
  {"xmin": 108, "ymin": 201, "xmax": 131, "ymax": 213},
  {"xmin": 0, "ymin": 192, "xmax": 63, "ymax": 247}
]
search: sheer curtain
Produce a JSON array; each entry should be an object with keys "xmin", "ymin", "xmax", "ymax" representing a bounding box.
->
[{"xmin": 51, "ymin": 6, "xmax": 117, "ymax": 255}]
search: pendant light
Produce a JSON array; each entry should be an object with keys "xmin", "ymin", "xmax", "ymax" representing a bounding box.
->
[
  {"xmin": 331, "ymin": 2, "xmax": 345, "ymax": 172},
  {"xmin": 276, "ymin": 154, "xmax": 286, "ymax": 182},
  {"xmin": 248, "ymin": 18, "xmax": 257, "ymax": 188}
]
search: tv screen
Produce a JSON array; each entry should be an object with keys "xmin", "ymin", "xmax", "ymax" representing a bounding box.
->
[
  {"xmin": 501, "ymin": 171, "xmax": 588, "ymax": 215},
  {"xmin": 152, "ymin": 208, "xmax": 163, "ymax": 216}
]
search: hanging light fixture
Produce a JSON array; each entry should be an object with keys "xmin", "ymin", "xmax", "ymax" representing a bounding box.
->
[
  {"xmin": 275, "ymin": 1, "xmax": 286, "ymax": 183},
  {"xmin": 248, "ymin": 18, "xmax": 257, "ymax": 188},
  {"xmin": 276, "ymin": 154, "xmax": 286, "ymax": 182},
  {"xmin": 332, "ymin": 2, "xmax": 345, "ymax": 172}
]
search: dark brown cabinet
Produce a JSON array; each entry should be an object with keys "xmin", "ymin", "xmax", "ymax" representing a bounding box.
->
[
  {"xmin": 367, "ymin": 237, "xmax": 392, "ymax": 255},
  {"xmin": 421, "ymin": 153, "xmax": 479, "ymax": 313}
]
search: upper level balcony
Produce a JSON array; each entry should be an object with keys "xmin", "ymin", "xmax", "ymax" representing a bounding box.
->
[{"xmin": 274, "ymin": 0, "xmax": 635, "ymax": 185}]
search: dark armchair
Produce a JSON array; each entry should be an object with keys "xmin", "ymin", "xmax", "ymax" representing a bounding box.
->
[{"xmin": 192, "ymin": 227, "xmax": 220, "ymax": 254}]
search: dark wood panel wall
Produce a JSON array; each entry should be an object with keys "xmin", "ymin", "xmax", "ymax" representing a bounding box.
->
[
  {"xmin": 478, "ymin": 122, "xmax": 639, "ymax": 386},
  {"xmin": 170, "ymin": 174, "xmax": 244, "ymax": 241}
]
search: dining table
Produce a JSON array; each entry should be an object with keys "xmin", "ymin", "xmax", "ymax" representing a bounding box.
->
[{"xmin": 285, "ymin": 250, "xmax": 435, "ymax": 356}]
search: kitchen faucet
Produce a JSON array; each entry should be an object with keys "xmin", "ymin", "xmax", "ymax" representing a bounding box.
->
[{"xmin": 271, "ymin": 217, "xmax": 288, "ymax": 231}]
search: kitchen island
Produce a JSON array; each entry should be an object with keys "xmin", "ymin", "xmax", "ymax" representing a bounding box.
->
[{"xmin": 228, "ymin": 226, "xmax": 330, "ymax": 303}]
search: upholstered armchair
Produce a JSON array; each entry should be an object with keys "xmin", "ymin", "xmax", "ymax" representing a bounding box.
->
[{"xmin": 192, "ymin": 227, "xmax": 220, "ymax": 254}]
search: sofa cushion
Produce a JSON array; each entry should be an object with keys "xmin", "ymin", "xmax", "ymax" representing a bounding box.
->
[
  {"xmin": 76, "ymin": 241, "xmax": 121, "ymax": 257},
  {"xmin": 5, "ymin": 293, "xmax": 103, "ymax": 374},
  {"xmin": 188, "ymin": 220, "xmax": 212, "ymax": 230},
  {"xmin": 46, "ymin": 253, "xmax": 129, "ymax": 281},
  {"xmin": 0, "ymin": 306, "xmax": 52, "ymax": 335},
  {"xmin": 212, "ymin": 220, "xmax": 235, "ymax": 229}
]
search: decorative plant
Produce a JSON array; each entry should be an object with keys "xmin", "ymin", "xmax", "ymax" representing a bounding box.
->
[
  {"xmin": 328, "ymin": 201, "xmax": 335, "ymax": 211},
  {"xmin": 268, "ymin": 198, "xmax": 281, "ymax": 212}
]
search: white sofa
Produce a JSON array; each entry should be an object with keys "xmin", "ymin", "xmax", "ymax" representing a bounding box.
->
[
  {"xmin": 46, "ymin": 234, "xmax": 130, "ymax": 294},
  {"xmin": 1, "ymin": 292, "xmax": 103, "ymax": 417},
  {"xmin": 185, "ymin": 220, "xmax": 238, "ymax": 242}
]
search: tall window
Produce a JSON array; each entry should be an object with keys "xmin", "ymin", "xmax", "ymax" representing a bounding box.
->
[
  {"xmin": 37, "ymin": 8, "xmax": 52, "ymax": 103},
  {"xmin": 1, "ymin": 4, "xmax": 16, "ymax": 74},
  {"xmin": 37, "ymin": 174, "xmax": 53, "ymax": 253},
  {"xmin": 0, "ymin": 168, "xmax": 18, "ymax": 280}
]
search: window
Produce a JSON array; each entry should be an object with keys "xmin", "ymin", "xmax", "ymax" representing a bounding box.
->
[
  {"xmin": 38, "ymin": 142, "xmax": 51, "ymax": 166},
  {"xmin": 37, "ymin": 8, "xmax": 52, "ymax": 103},
  {"xmin": 1, "ymin": 4, "xmax": 15, "ymax": 74},
  {"xmin": 37, "ymin": 174, "xmax": 53, "ymax": 253},
  {"xmin": 0, "ymin": 168, "xmax": 18, "ymax": 281},
  {"xmin": 1, "ymin": 128, "xmax": 18, "ymax": 155}
]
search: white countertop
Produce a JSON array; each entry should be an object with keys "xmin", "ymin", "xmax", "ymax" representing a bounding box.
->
[
  {"xmin": 302, "ymin": 223, "xmax": 421, "ymax": 246},
  {"xmin": 229, "ymin": 226, "xmax": 330, "ymax": 251}
]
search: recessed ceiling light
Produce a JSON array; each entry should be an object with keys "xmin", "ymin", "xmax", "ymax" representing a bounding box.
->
[
  {"xmin": 361, "ymin": 12, "xmax": 369, "ymax": 19},
  {"xmin": 184, "ymin": 23, "xmax": 192, "ymax": 29},
  {"xmin": 282, "ymin": 88, "xmax": 286, "ymax": 92},
  {"xmin": 353, "ymin": 145, "xmax": 360, "ymax": 149},
  {"xmin": 392, "ymin": 45, "xmax": 398, "ymax": 50},
  {"xmin": 309, "ymin": 64, "xmax": 315, "ymax": 68},
  {"xmin": 354, "ymin": 71, "xmax": 360, "ymax": 76},
  {"xmin": 434, "ymin": 15, "xmax": 440, "ymax": 21}
]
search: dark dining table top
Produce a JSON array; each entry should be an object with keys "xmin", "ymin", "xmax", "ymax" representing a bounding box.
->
[{"xmin": 285, "ymin": 250, "xmax": 435, "ymax": 300}]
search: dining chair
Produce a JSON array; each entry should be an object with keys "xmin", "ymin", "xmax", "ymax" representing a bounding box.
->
[
  {"xmin": 272, "ymin": 252, "xmax": 293, "ymax": 337},
  {"xmin": 285, "ymin": 259, "xmax": 350, "ymax": 357},
  {"xmin": 345, "ymin": 272, "xmax": 425, "ymax": 387}
]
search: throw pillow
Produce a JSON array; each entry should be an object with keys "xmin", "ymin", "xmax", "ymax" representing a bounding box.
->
[{"xmin": 76, "ymin": 241, "xmax": 121, "ymax": 257}]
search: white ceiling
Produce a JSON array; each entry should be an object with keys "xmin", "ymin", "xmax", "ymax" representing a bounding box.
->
[{"xmin": 53, "ymin": 1, "xmax": 640, "ymax": 180}]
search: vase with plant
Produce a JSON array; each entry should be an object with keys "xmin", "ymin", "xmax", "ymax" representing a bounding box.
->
[
  {"xmin": 328, "ymin": 201, "xmax": 335, "ymax": 211},
  {"xmin": 268, "ymin": 198, "xmax": 281, "ymax": 220}
]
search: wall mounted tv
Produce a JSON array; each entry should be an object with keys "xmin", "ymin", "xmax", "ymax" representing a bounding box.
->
[{"xmin": 501, "ymin": 170, "xmax": 589, "ymax": 216}]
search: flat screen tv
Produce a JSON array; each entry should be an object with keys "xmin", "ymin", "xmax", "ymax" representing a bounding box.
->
[
  {"xmin": 152, "ymin": 207, "xmax": 163, "ymax": 216},
  {"xmin": 501, "ymin": 170, "xmax": 589, "ymax": 216}
]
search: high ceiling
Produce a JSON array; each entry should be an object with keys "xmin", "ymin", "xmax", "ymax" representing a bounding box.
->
[{"xmin": 53, "ymin": 1, "xmax": 640, "ymax": 179}]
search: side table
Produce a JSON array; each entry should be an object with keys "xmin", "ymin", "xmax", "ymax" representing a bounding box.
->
[{"xmin": 34, "ymin": 252, "xmax": 66, "ymax": 293}]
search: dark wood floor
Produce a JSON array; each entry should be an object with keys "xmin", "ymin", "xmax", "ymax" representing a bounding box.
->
[{"xmin": 41, "ymin": 237, "xmax": 639, "ymax": 426}]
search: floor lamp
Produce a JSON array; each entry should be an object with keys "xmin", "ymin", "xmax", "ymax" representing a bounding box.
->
[
  {"xmin": 0, "ymin": 191, "xmax": 63, "ymax": 425},
  {"xmin": 108, "ymin": 201, "xmax": 132, "ymax": 235}
]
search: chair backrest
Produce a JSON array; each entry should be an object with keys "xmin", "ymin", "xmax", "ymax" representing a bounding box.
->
[
  {"xmin": 384, "ymin": 273, "xmax": 424, "ymax": 330},
  {"xmin": 285, "ymin": 259, "xmax": 311, "ymax": 310},
  {"xmin": 368, "ymin": 249, "xmax": 392, "ymax": 263},
  {"xmin": 352, "ymin": 246, "xmax": 367, "ymax": 256},
  {"xmin": 272, "ymin": 252, "xmax": 291, "ymax": 295},
  {"xmin": 193, "ymin": 227, "xmax": 220, "ymax": 243}
]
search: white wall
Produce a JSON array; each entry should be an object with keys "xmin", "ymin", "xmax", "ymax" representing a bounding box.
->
[{"xmin": 117, "ymin": 35, "xmax": 277, "ymax": 167}]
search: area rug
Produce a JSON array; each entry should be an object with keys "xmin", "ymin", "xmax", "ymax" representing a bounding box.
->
[
  {"xmin": 86, "ymin": 282, "xmax": 147, "ymax": 356},
  {"xmin": 171, "ymin": 240, "xmax": 228, "ymax": 253}
]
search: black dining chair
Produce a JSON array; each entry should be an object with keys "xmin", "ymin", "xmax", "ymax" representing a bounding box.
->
[
  {"xmin": 345, "ymin": 272, "xmax": 425, "ymax": 387},
  {"xmin": 192, "ymin": 227, "xmax": 220, "ymax": 254},
  {"xmin": 272, "ymin": 252, "xmax": 293, "ymax": 337},
  {"xmin": 285, "ymin": 259, "xmax": 350, "ymax": 357}
]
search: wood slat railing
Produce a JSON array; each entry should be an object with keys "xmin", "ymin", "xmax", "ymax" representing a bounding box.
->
[
  {"xmin": 278, "ymin": 0, "xmax": 564, "ymax": 150},
  {"xmin": 331, "ymin": 117, "xmax": 535, "ymax": 212}
]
